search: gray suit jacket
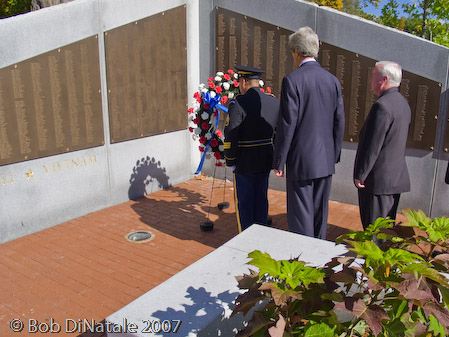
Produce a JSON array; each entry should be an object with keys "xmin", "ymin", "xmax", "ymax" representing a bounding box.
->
[
  {"xmin": 272, "ymin": 61, "xmax": 345, "ymax": 181},
  {"xmin": 354, "ymin": 87, "xmax": 411, "ymax": 194}
]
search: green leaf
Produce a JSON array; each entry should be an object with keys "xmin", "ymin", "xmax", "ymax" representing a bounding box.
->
[
  {"xmin": 428, "ymin": 314, "xmax": 447, "ymax": 336},
  {"xmin": 365, "ymin": 217, "xmax": 395, "ymax": 234},
  {"xmin": 439, "ymin": 286, "xmax": 449, "ymax": 309},
  {"xmin": 279, "ymin": 260, "xmax": 307, "ymax": 288},
  {"xmin": 304, "ymin": 322, "xmax": 335, "ymax": 337},
  {"xmin": 351, "ymin": 319, "xmax": 370, "ymax": 336},
  {"xmin": 402, "ymin": 264, "xmax": 449, "ymax": 287},
  {"xmin": 347, "ymin": 241, "xmax": 384, "ymax": 269},
  {"xmin": 401, "ymin": 209, "xmax": 432, "ymax": 230},
  {"xmin": 427, "ymin": 217, "xmax": 449, "ymax": 243},
  {"xmin": 383, "ymin": 317, "xmax": 407, "ymax": 337},
  {"xmin": 247, "ymin": 250, "xmax": 282, "ymax": 279}
]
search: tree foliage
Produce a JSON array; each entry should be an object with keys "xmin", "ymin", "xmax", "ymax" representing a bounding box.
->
[
  {"xmin": 328, "ymin": 0, "xmax": 449, "ymax": 47},
  {"xmin": 0, "ymin": 0, "xmax": 32, "ymax": 19}
]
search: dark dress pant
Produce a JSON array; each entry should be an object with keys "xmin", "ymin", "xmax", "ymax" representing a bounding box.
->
[
  {"xmin": 233, "ymin": 172, "xmax": 270, "ymax": 232},
  {"xmin": 286, "ymin": 175, "xmax": 332, "ymax": 239},
  {"xmin": 358, "ymin": 189, "xmax": 401, "ymax": 230}
]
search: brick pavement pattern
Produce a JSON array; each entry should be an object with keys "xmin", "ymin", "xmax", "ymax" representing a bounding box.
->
[{"xmin": 0, "ymin": 176, "xmax": 363, "ymax": 337}]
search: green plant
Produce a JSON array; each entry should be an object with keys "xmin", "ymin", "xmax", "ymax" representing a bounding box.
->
[
  {"xmin": 0, "ymin": 0, "xmax": 32, "ymax": 19},
  {"xmin": 232, "ymin": 209, "xmax": 449, "ymax": 336}
]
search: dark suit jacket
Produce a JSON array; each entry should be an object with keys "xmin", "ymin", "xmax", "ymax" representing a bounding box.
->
[
  {"xmin": 224, "ymin": 87, "xmax": 279, "ymax": 174},
  {"xmin": 272, "ymin": 61, "xmax": 345, "ymax": 180},
  {"xmin": 354, "ymin": 87, "xmax": 411, "ymax": 194}
]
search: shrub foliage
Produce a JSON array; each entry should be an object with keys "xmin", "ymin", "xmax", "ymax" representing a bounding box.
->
[{"xmin": 233, "ymin": 209, "xmax": 449, "ymax": 336}]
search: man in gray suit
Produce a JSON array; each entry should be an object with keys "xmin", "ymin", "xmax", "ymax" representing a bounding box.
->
[
  {"xmin": 273, "ymin": 27, "xmax": 345, "ymax": 239},
  {"xmin": 354, "ymin": 61, "xmax": 411, "ymax": 229}
]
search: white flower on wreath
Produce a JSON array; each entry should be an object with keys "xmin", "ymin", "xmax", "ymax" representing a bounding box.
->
[
  {"xmin": 259, "ymin": 80, "xmax": 264, "ymax": 87},
  {"xmin": 234, "ymin": 73, "xmax": 238, "ymax": 79},
  {"xmin": 219, "ymin": 144, "xmax": 224, "ymax": 152},
  {"xmin": 223, "ymin": 82, "xmax": 230, "ymax": 90},
  {"xmin": 228, "ymin": 92, "xmax": 235, "ymax": 99},
  {"xmin": 194, "ymin": 127, "xmax": 201, "ymax": 135},
  {"xmin": 198, "ymin": 83, "xmax": 206, "ymax": 91},
  {"xmin": 201, "ymin": 111, "xmax": 209, "ymax": 120},
  {"xmin": 216, "ymin": 72, "xmax": 224, "ymax": 76},
  {"xmin": 201, "ymin": 88, "xmax": 208, "ymax": 94},
  {"xmin": 205, "ymin": 132, "xmax": 212, "ymax": 140},
  {"xmin": 210, "ymin": 91, "xmax": 216, "ymax": 98},
  {"xmin": 215, "ymin": 76, "xmax": 222, "ymax": 82}
]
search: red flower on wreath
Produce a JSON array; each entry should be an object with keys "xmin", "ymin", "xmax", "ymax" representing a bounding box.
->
[
  {"xmin": 210, "ymin": 138, "xmax": 219, "ymax": 148},
  {"xmin": 188, "ymin": 69, "xmax": 272, "ymax": 168}
]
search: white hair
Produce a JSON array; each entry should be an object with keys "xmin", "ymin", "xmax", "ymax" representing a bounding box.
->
[
  {"xmin": 376, "ymin": 61, "xmax": 402, "ymax": 87},
  {"xmin": 289, "ymin": 26, "xmax": 319, "ymax": 58}
]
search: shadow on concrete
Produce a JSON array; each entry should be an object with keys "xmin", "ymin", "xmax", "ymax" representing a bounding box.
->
[{"xmin": 151, "ymin": 286, "xmax": 242, "ymax": 336}]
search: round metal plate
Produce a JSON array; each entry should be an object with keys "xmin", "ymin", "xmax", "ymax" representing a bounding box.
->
[{"xmin": 126, "ymin": 231, "xmax": 154, "ymax": 243}]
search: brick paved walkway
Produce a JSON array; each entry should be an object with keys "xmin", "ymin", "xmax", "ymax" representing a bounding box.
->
[{"xmin": 0, "ymin": 175, "xmax": 363, "ymax": 337}]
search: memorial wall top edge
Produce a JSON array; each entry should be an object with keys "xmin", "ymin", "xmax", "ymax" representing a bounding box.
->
[
  {"xmin": 0, "ymin": 0, "xmax": 100, "ymax": 69},
  {"xmin": 214, "ymin": 0, "xmax": 318, "ymax": 32},
  {"xmin": 99, "ymin": 0, "xmax": 186, "ymax": 31}
]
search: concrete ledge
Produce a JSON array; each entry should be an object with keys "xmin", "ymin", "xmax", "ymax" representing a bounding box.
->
[{"xmin": 106, "ymin": 225, "xmax": 347, "ymax": 336}]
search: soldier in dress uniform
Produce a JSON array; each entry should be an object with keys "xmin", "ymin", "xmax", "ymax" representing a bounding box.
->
[{"xmin": 224, "ymin": 65, "xmax": 279, "ymax": 232}]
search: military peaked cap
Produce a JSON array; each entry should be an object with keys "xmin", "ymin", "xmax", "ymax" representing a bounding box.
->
[{"xmin": 235, "ymin": 65, "xmax": 265, "ymax": 79}]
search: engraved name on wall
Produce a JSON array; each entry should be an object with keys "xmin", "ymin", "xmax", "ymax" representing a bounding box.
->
[
  {"xmin": 0, "ymin": 36, "xmax": 104, "ymax": 166},
  {"xmin": 216, "ymin": 7, "xmax": 294, "ymax": 98},
  {"xmin": 319, "ymin": 42, "xmax": 441, "ymax": 151},
  {"xmin": 104, "ymin": 5, "xmax": 187, "ymax": 144}
]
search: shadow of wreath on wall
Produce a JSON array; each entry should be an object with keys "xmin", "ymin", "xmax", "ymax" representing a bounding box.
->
[{"xmin": 128, "ymin": 156, "xmax": 171, "ymax": 200}]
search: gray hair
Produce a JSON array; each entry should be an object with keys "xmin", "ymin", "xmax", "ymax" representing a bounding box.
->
[
  {"xmin": 288, "ymin": 26, "xmax": 319, "ymax": 58},
  {"xmin": 376, "ymin": 61, "xmax": 402, "ymax": 87}
]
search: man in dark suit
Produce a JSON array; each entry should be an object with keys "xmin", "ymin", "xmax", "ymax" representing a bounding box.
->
[
  {"xmin": 353, "ymin": 61, "xmax": 411, "ymax": 229},
  {"xmin": 272, "ymin": 27, "xmax": 345, "ymax": 239},
  {"xmin": 224, "ymin": 65, "xmax": 279, "ymax": 232}
]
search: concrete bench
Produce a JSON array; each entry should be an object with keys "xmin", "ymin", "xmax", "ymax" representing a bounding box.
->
[{"xmin": 106, "ymin": 225, "xmax": 347, "ymax": 336}]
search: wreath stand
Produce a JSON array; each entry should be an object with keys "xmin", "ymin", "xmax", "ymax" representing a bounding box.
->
[{"xmin": 199, "ymin": 159, "xmax": 231, "ymax": 232}]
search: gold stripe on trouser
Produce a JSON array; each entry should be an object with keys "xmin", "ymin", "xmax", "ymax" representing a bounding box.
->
[{"xmin": 233, "ymin": 172, "xmax": 243, "ymax": 233}]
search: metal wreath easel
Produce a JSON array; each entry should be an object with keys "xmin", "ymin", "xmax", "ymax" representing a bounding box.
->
[{"xmin": 200, "ymin": 112, "xmax": 230, "ymax": 232}]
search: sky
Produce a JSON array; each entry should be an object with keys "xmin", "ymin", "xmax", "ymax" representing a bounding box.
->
[{"xmin": 363, "ymin": 0, "xmax": 416, "ymax": 17}]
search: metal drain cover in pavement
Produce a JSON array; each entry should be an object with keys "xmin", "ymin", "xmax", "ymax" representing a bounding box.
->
[{"xmin": 126, "ymin": 231, "xmax": 154, "ymax": 243}]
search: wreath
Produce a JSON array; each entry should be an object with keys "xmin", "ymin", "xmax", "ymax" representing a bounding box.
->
[{"xmin": 188, "ymin": 69, "xmax": 272, "ymax": 173}]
